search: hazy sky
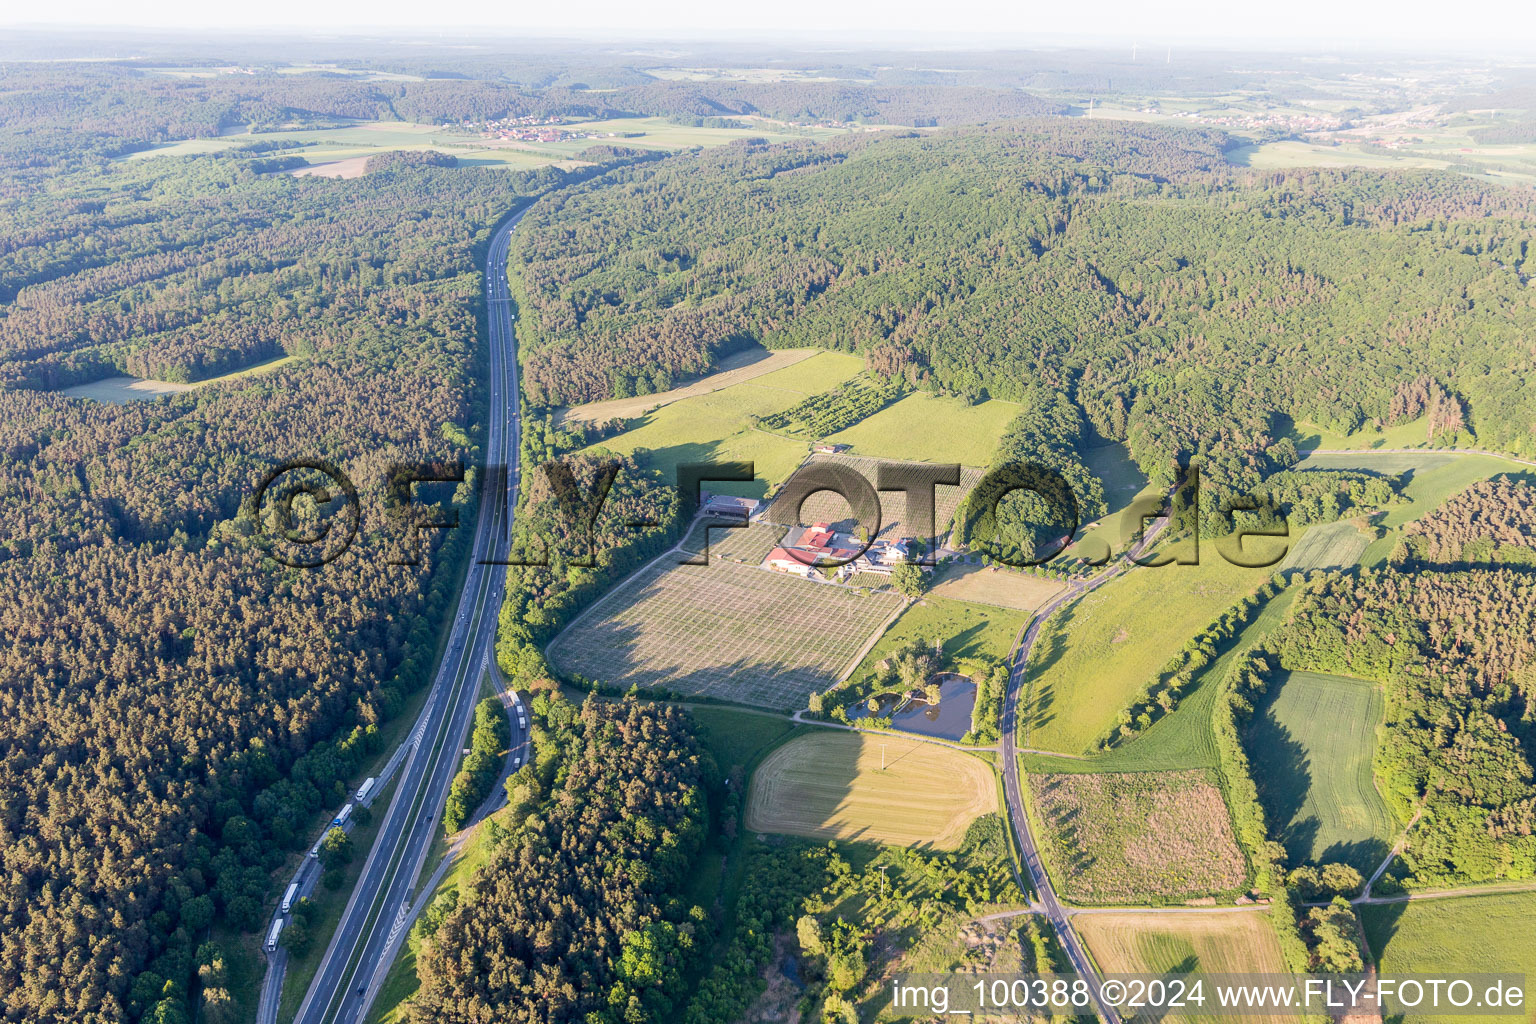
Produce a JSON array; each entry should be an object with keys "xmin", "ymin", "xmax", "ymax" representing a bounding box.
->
[{"xmin": 9, "ymin": 0, "xmax": 1536, "ymax": 50}]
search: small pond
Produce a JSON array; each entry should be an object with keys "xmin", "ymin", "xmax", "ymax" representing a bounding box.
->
[{"xmin": 846, "ymin": 673, "xmax": 976, "ymax": 741}]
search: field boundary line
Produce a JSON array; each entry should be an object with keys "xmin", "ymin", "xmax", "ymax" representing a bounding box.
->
[
  {"xmin": 1300, "ymin": 445, "xmax": 1536, "ymax": 469},
  {"xmin": 789, "ymin": 709, "xmax": 1000, "ymax": 753},
  {"xmin": 833, "ymin": 595, "xmax": 911, "ymax": 685},
  {"xmin": 1335, "ymin": 877, "xmax": 1536, "ymax": 907}
]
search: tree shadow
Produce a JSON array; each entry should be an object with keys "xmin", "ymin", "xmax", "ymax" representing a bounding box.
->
[
  {"xmin": 1321, "ymin": 837, "xmax": 1392, "ymax": 875},
  {"xmin": 1245, "ymin": 711, "xmax": 1315, "ymax": 862},
  {"xmin": 1126, "ymin": 955, "xmax": 1201, "ymax": 1024}
]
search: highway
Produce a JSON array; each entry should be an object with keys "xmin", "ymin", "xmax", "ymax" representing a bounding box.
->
[
  {"xmin": 267, "ymin": 206, "xmax": 532, "ymax": 1024},
  {"xmin": 998, "ymin": 506, "xmax": 1174, "ymax": 1024}
]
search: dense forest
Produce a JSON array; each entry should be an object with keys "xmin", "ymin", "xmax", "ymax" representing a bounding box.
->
[
  {"xmin": 1273, "ymin": 570, "xmax": 1536, "ymax": 885},
  {"xmin": 1395, "ymin": 478, "xmax": 1536, "ymax": 568},
  {"xmin": 0, "ymin": 96, "xmax": 581, "ymax": 1020},
  {"xmin": 410, "ymin": 695, "xmax": 709, "ymax": 1023},
  {"xmin": 507, "ymin": 120, "xmax": 1536, "ymax": 533}
]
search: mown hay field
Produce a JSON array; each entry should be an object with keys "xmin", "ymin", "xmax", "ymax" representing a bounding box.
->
[
  {"xmin": 1028, "ymin": 769, "xmax": 1247, "ymax": 904},
  {"xmin": 555, "ymin": 346, "xmax": 818, "ymax": 426},
  {"xmin": 927, "ymin": 562, "xmax": 1066, "ymax": 612},
  {"xmin": 745, "ymin": 731, "xmax": 996, "ymax": 849},
  {"xmin": 820, "ymin": 391, "xmax": 1020, "ymax": 466},
  {"xmin": 1074, "ymin": 911, "xmax": 1295, "ymax": 1024},
  {"xmin": 1246, "ymin": 671, "xmax": 1395, "ymax": 872},
  {"xmin": 547, "ymin": 557, "xmax": 903, "ymax": 711}
]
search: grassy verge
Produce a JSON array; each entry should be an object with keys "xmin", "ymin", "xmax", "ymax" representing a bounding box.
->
[
  {"xmin": 365, "ymin": 796, "xmax": 528, "ymax": 1024},
  {"xmin": 369, "ymin": 702, "xmax": 798, "ymax": 1023},
  {"xmin": 277, "ymin": 775, "xmax": 400, "ymax": 1024}
]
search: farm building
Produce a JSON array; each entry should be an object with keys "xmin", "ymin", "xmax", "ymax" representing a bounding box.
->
[
  {"xmin": 763, "ymin": 547, "xmax": 816, "ymax": 578},
  {"xmin": 850, "ymin": 537, "xmax": 933, "ymax": 575},
  {"xmin": 699, "ymin": 493, "xmax": 762, "ymax": 522}
]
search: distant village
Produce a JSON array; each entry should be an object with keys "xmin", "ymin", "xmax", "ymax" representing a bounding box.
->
[{"xmin": 439, "ymin": 115, "xmax": 633, "ymax": 144}]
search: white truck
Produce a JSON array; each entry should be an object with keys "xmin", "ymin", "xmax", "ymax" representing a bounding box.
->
[
  {"xmin": 281, "ymin": 882, "xmax": 298, "ymax": 914},
  {"xmin": 264, "ymin": 918, "xmax": 284, "ymax": 953},
  {"xmin": 356, "ymin": 776, "xmax": 376, "ymax": 803},
  {"xmin": 332, "ymin": 803, "xmax": 352, "ymax": 828}
]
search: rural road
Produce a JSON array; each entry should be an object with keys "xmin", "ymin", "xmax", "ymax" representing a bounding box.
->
[
  {"xmin": 998, "ymin": 504, "xmax": 1175, "ymax": 1024},
  {"xmin": 1301, "ymin": 445, "xmax": 1536, "ymax": 469},
  {"xmin": 272, "ymin": 206, "xmax": 532, "ymax": 1024}
]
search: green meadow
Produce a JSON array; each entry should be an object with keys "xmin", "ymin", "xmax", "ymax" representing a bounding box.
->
[
  {"xmin": 1246, "ymin": 671, "xmax": 1395, "ymax": 871},
  {"xmin": 822, "ymin": 391, "xmax": 1019, "ymax": 466},
  {"xmin": 1363, "ymin": 892, "xmax": 1536, "ymax": 1023},
  {"xmin": 1021, "ymin": 554, "xmax": 1270, "ymax": 755},
  {"xmin": 584, "ymin": 350, "xmax": 864, "ymax": 498}
]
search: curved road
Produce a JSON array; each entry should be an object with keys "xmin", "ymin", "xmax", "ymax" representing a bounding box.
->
[
  {"xmin": 275, "ymin": 207, "xmax": 531, "ymax": 1024},
  {"xmin": 998, "ymin": 508, "xmax": 1174, "ymax": 1024}
]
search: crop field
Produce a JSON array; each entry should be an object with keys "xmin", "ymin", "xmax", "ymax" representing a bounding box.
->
[
  {"xmin": 927, "ymin": 562, "xmax": 1066, "ymax": 612},
  {"xmin": 1246, "ymin": 671, "xmax": 1395, "ymax": 871},
  {"xmin": 676, "ymin": 520, "xmax": 786, "ymax": 565},
  {"xmin": 820, "ymin": 391, "xmax": 1019, "ymax": 466},
  {"xmin": 127, "ymin": 118, "xmax": 798, "ymax": 172},
  {"xmin": 547, "ymin": 557, "xmax": 903, "ymax": 710},
  {"xmin": 1362, "ymin": 891, "xmax": 1536, "ymax": 1022},
  {"xmin": 555, "ymin": 346, "xmax": 816, "ymax": 426},
  {"xmin": 580, "ymin": 350, "xmax": 864, "ymax": 499},
  {"xmin": 1074, "ymin": 912, "xmax": 1293, "ymax": 1024},
  {"xmin": 848, "ymin": 596, "xmax": 1027, "ymax": 687},
  {"xmin": 125, "ymin": 121, "xmax": 571, "ymax": 170},
  {"xmin": 1229, "ymin": 131, "xmax": 1536, "ymax": 186},
  {"xmin": 1028, "ymin": 769, "xmax": 1248, "ymax": 903},
  {"xmin": 745, "ymin": 731, "xmax": 995, "ymax": 848},
  {"xmin": 1280, "ymin": 520, "xmax": 1373, "ymax": 572},
  {"xmin": 1022, "ymin": 555, "xmax": 1269, "ymax": 755},
  {"xmin": 763, "ymin": 453, "xmax": 985, "ymax": 539}
]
